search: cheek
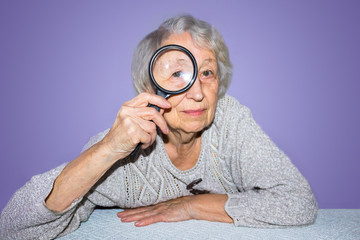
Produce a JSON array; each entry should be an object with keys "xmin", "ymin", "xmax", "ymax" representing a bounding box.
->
[
  {"xmin": 167, "ymin": 93, "xmax": 186, "ymax": 108},
  {"xmin": 163, "ymin": 94, "xmax": 186, "ymax": 125},
  {"xmin": 207, "ymin": 97, "xmax": 218, "ymax": 122},
  {"xmin": 204, "ymin": 82, "xmax": 219, "ymax": 122},
  {"xmin": 163, "ymin": 109, "xmax": 176, "ymax": 125},
  {"xmin": 204, "ymin": 81, "xmax": 219, "ymax": 102},
  {"xmin": 162, "ymin": 81, "xmax": 219, "ymax": 128}
]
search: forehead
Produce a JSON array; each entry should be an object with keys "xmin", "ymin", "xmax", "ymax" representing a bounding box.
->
[{"xmin": 161, "ymin": 32, "xmax": 216, "ymax": 65}]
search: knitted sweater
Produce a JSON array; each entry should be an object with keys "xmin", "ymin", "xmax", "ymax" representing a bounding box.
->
[{"xmin": 0, "ymin": 94, "xmax": 318, "ymax": 239}]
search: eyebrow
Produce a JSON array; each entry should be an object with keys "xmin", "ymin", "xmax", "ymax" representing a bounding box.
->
[
  {"xmin": 203, "ymin": 58, "xmax": 215, "ymax": 64},
  {"xmin": 199, "ymin": 58, "xmax": 217, "ymax": 68}
]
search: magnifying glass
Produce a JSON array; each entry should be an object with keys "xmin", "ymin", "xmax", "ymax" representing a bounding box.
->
[
  {"xmin": 130, "ymin": 44, "xmax": 198, "ymax": 156},
  {"xmin": 149, "ymin": 44, "xmax": 198, "ymax": 101}
]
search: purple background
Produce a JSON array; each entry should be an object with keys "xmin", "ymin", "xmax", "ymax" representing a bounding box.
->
[{"xmin": 1, "ymin": 0, "xmax": 359, "ymax": 212}]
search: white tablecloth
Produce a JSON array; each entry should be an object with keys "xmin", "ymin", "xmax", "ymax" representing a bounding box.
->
[{"xmin": 59, "ymin": 209, "xmax": 360, "ymax": 239}]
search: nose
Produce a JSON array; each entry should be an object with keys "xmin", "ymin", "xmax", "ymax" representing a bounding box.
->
[{"xmin": 186, "ymin": 77, "xmax": 204, "ymax": 102}]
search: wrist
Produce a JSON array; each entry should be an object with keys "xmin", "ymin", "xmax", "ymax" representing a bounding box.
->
[
  {"xmin": 96, "ymin": 138, "xmax": 126, "ymax": 164},
  {"xmin": 187, "ymin": 194, "xmax": 232, "ymax": 223}
]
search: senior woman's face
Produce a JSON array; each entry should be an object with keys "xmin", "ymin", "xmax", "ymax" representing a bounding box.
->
[{"xmin": 160, "ymin": 32, "xmax": 219, "ymax": 134}]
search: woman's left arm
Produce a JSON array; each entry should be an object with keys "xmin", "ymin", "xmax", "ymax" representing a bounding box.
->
[
  {"xmin": 222, "ymin": 102, "xmax": 318, "ymax": 227},
  {"xmin": 117, "ymin": 193, "xmax": 232, "ymax": 226}
]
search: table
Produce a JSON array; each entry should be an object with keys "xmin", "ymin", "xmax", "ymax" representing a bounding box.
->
[{"xmin": 59, "ymin": 209, "xmax": 360, "ymax": 239}]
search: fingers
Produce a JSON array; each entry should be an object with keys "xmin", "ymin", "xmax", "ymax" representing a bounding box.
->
[
  {"xmin": 124, "ymin": 93, "xmax": 170, "ymax": 135},
  {"xmin": 135, "ymin": 106, "xmax": 169, "ymax": 135},
  {"xmin": 118, "ymin": 207, "xmax": 165, "ymax": 227},
  {"xmin": 128, "ymin": 92, "xmax": 171, "ymax": 109},
  {"xmin": 117, "ymin": 205, "xmax": 155, "ymax": 218},
  {"xmin": 136, "ymin": 119, "xmax": 158, "ymax": 148},
  {"xmin": 118, "ymin": 207, "xmax": 156, "ymax": 222},
  {"xmin": 134, "ymin": 215, "xmax": 164, "ymax": 227}
]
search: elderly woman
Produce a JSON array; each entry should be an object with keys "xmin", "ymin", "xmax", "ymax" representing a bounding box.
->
[{"xmin": 0, "ymin": 15, "xmax": 317, "ymax": 239}]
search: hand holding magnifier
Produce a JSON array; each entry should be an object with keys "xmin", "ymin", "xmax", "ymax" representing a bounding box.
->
[{"xmin": 130, "ymin": 44, "xmax": 198, "ymax": 156}]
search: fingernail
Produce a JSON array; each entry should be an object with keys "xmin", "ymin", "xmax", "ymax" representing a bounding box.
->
[{"xmin": 135, "ymin": 221, "xmax": 143, "ymax": 227}]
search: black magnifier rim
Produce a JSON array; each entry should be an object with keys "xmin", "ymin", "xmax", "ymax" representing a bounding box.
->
[{"xmin": 149, "ymin": 44, "xmax": 198, "ymax": 95}]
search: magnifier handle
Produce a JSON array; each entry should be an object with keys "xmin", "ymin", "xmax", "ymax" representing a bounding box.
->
[
  {"xmin": 129, "ymin": 103, "xmax": 160, "ymax": 157},
  {"xmin": 147, "ymin": 103, "xmax": 160, "ymax": 112},
  {"xmin": 130, "ymin": 143, "xmax": 142, "ymax": 157}
]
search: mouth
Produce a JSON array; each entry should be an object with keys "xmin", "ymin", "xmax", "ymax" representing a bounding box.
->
[{"xmin": 182, "ymin": 109, "xmax": 206, "ymax": 117}]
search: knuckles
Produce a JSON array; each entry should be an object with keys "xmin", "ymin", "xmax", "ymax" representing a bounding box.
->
[
  {"xmin": 109, "ymin": 93, "xmax": 164, "ymax": 153},
  {"xmin": 148, "ymin": 122, "xmax": 157, "ymax": 132},
  {"xmin": 121, "ymin": 116, "xmax": 136, "ymax": 128},
  {"xmin": 138, "ymin": 92, "xmax": 151, "ymax": 99}
]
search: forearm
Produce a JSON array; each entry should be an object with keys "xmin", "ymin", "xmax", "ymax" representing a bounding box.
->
[
  {"xmin": 225, "ymin": 183, "xmax": 318, "ymax": 227},
  {"xmin": 0, "ymin": 163, "xmax": 97, "ymax": 239},
  {"xmin": 45, "ymin": 140, "xmax": 119, "ymax": 212}
]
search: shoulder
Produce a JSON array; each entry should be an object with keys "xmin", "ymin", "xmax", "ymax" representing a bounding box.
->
[
  {"xmin": 207, "ymin": 94, "xmax": 255, "ymax": 153},
  {"xmin": 214, "ymin": 94, "xmax": 253, "ymax": 125}
]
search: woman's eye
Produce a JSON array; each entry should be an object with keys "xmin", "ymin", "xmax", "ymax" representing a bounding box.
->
[
  {"xmin": 202, "ymin": 70, "xmax": 213, "ymax": 77},
  {"xmin": 172, "ymin": 71, "xmax": 182, "ymax": 78}
]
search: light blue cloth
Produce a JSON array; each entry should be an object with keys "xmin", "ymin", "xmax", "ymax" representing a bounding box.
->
[{"xmin": 59, "ymin": 209, "xmax": 360, "ymax": 240}]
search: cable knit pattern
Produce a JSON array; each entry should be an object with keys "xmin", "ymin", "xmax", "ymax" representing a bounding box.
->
[{"xmin": 0, "ymin": 94, "xmax": 317, "ymax": 239}]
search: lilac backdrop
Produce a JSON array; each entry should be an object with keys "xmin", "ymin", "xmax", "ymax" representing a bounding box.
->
[{"xmin": 1, "ymin": 0, "xmax": 359, "ymax": 211}]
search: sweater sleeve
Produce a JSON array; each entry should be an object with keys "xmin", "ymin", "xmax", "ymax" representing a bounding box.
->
[
  {"xmin": 222, "ymin": 98, "xmax": 318, "ymax": 227},
  {"xmin": 0, "ymin": 130, "xmax": 110, "ymax": 239}
]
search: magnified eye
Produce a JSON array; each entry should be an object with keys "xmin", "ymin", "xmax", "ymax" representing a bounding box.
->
[{"xmin": 172, "ymin": 71, "xmax": 182, "ymax": 78}]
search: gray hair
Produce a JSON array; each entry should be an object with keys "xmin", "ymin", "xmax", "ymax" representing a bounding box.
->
[{"xmin": 131, "ymin": 15, "xmax": 232, "ymax": 98}]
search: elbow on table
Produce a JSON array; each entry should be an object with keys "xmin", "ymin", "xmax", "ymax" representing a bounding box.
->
[
  {"xmin": 294, "ymin": 202, "xmax": 318, "ymax": 226},
  {"xmin": 284, "ymin": 189, "xmax": 319, "ymax": 226}
]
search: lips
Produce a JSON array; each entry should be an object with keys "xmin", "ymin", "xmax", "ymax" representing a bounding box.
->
[{"xmin": 182, "ymin": 109, "xmax": 206, "ymax": 117}]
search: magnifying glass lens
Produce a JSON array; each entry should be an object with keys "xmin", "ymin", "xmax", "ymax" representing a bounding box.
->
[{"xmin": 152, "ymin": 49, "xmax": 194, "ymax": 92}]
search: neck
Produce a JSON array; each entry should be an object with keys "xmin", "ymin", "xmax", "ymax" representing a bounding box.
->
[{"xmin": 162, "ymin": 128, "xmax": 202, "ymax": 171}]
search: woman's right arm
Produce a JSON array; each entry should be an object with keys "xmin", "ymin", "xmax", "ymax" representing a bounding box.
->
[
  {"xmin": 0, "ymin": 93, "xmax": 170, "ymax": 239},
  {"xmin": 45, "ymin": 93, "xmax": 170, "ymax": 213}
]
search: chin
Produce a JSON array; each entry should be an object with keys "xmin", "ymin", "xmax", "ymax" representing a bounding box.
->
[{"xmin": 181, "ymin": 122, "xmax": 209, "ymax": 134}]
